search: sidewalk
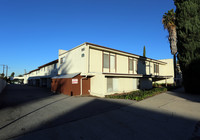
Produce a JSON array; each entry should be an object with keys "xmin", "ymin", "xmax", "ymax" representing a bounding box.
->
[{"xmin": 135, "ymin": 88, "xmax": 200, "ymax": 120}]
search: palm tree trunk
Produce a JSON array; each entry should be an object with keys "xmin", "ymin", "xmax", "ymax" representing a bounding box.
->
[{"xmin": 169, "ymin": 27, "xmax": 177, "ymax": 55}]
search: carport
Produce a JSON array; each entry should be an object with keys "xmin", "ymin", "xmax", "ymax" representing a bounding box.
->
[{"xmin": 152, "ymin": 75, "xmax": 173, "ymax": 86}]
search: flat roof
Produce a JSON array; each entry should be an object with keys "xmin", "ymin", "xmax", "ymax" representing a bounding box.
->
[
  {"xmin": 85, "ymin": 42, "xmax": 167, "ymax": 65},
  {"xmin": 52, "ymin": 73, "xmax": 80, "ymax": 79},
  {"xmin": 28, "ymin": 68, "xmax": 39, "ymax": 74},
  {"xmin": 103, "ymin": 73, "xmax": 143, "ymax": 78},
  {"xmin": 27, "ymin": 59, "xmax": 58, "ymax": 74},
  {"xmin": 28, "ymin": 75, "xmax": 52, "ymax": 79},
  {"xmin": 58, "ymin": 42, "xmax": 167, "ymax": 64},
  {"xmin": 38, "ymin": 59, "xmax": 58, "ymax": 69},
  {"xmin": 103, "ymin": 73, "xmax": 173, "ymax": 79}
]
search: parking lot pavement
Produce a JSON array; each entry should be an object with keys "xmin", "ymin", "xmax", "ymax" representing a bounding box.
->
[
  {"xmin": 0, "ymin": 85, "xmax": 200, "ymax": 140},
  {"xmin": 0, "ymin": 85, "xmax": 134, "ymax": 140}
]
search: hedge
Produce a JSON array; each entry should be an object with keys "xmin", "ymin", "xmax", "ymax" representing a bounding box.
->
[{"xmin": 105, "ymin": 87, "xmax": 167, "ymax": 101}]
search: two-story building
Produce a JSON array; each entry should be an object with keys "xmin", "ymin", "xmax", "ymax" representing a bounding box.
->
[
  {"xmin": 51, "ymin": 42, "xmax": 173, "ymax": 97},
  {"xmin": 24, "ymin": 59, "xmax": 58, "ymax": 88}
]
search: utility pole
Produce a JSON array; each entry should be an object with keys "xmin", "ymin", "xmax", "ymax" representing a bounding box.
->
[
  {"xmin": 3, "ymin": 65, "xmax": 5, "ymax": 75},
  {"xmin": 1, "ymin": 64, "xmax": 8, "ymax": 78},
  {"xmin": 6, "ymin": 65, "xmax": 8, "ymax": 77}
]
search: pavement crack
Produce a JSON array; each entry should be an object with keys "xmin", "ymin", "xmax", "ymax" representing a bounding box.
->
[
  {"xmin": 0, "ymin": 96, "xmax": 70, "ymax": 130},
  {"xmin": 158, "ymin": 99, "xmax": 177, "ymax": 109},
  {"xmin": 7, "ymin": 103, "xmax": 131, "ymax": 140}
]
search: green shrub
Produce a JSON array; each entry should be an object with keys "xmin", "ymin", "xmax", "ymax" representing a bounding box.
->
[
  {"xmin": 105, "ymin": 87, "xmax": 167, "ymax": 101},
  {"xmin": 175, "ymin": 0, "xmax": 200, "ymax": 93}
]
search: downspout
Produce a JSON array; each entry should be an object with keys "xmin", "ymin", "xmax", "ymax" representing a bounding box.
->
[{"xmin": 80, "ymin": 75, "xmax": 87, "ymax": 95}]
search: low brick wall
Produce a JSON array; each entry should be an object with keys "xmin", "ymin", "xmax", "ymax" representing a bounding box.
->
[{"xmin": 0, "ymin": 79, "xmax": 6, "ymax": 94}]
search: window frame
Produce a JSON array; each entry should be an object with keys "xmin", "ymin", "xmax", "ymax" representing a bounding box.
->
[
  {"xmin": 103, "ymin": 53, "xmax": 110, "ymax": 69},
  {"xmin": 110, "ymin": 54, "xmax": 116, "ymax": 70},
  {"xmin": 128, "ymin": 58, "xmax": 134, "ymax": 71},
  {"xmin": 154, "ymin": 63, "xmax": 159, "ymax": 74},
  {"xmin": 60, "ymin": 57, "xmax": 65, "ymax": 64},
  {"xmin": 102, "ymin": 52, "xmax": 117, "ymax": 73}
]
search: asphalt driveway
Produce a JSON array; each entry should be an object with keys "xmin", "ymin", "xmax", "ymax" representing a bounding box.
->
[{"xmin": 0, "ymin": 85, "xmax": 200, "ymax": 140}]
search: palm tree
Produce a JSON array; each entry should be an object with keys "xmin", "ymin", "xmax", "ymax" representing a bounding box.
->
[{"xmin": 162, "ymin": 9, "xmax": 177, "ymax": 85}]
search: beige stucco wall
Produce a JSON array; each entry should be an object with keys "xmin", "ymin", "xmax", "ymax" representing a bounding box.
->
[
  {"xmin": 90, "ymin": 74, "xmax": 139, "ymax": 97},
  {"xmin": 88, "ymin": 47, "xmax": 169, "ymax": 96},
  {"xmin": 90, "ymin": 74, "xmax": 107, "ymax": 97},
  {"xmin": 58, "ymin": 44, "xmax": 87, "ymax": 75},
  {"xmin": 23, "ymin": 74, "xmax": 29, "ymax": 84},
  {"xmin": 88, "ymin": 47, "xmax": 164, "ymax": 76},
  {"xmin": 41, "ymin": 64, "xmax": 58, "ymax": 77},
  {"xmin": 59, "ymin": 49, "xmax": 68, "ymax": 55},
  {"xmin": 116, "ymin": 55, "xmax": 128, "ymax": 74},
  {"xmin": 89, "ymin": 48, "xmax": 140, "ymax": 74},
  {"xmin": 89, "ymin": 48, "xmax": 102, "ymax": 73},
  {"xmin": 35, "ymin": 64, "xmax": 58, "ymax": 77},
  {"xmin": 156, "ymin": 59, "xmax": 174, "ymax": 84},
  {"xmin": 117, "ymin": 78, "xmax": 138, "ymax": 93},
  {"xmin": 25, "ymin": 62, "xmax": 58, "ymax": 85}
]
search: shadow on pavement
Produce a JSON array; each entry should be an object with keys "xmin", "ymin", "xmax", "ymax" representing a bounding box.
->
[
  {"xmin": 0, "ymin": 84, "xmax": 56, "ymax": 109},
  {"xmin": 167, "ymin": 87, "xmax": 200, "ymax": 103},
  {"xmin": 1, "ymin": 98, "xmax": 199, "ymax": 140},
  {"xmin": 0, "ymin": 85, "xmax": 199, "ymax": 140}
]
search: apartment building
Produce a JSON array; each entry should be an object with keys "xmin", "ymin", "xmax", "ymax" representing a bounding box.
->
[
  {"xmin": 24, "ymin": 59, "xmax": 58, "ymax": 88},
  {"xmin": 154, "ymin": 59, "xmax": 174, "ymax": 84},
  {"xmin": 51, "ymin": 42, "xmax": 173, "ymax": 97}
]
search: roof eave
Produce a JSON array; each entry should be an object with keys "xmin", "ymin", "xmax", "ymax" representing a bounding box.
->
[{"xmin": 85, "ymin": 42, "xmax": 167, "ymax": 65}]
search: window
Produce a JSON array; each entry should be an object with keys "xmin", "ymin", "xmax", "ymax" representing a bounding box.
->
[
  {"xmin": 107, "ymin": 78, "xmax": 113, "ymax": 92},
  {"xmin": 129, "ymin": 58, "xmax": 137, "ymax": 74},
  {"xmin": 154, "ymin": 64, "xmax": 159, "ymax": 73},
  {"xmin": 81, "ymin": 53, "xmax": 85, "ymax": 57},
  {"xmin": 103, "ymin": 52, "xmax": 116, "ymax": 70},
  {"xmin": 157, "ymin": 64, "xmax": 159, "ymax": 73},
  {"xmin": 103, "ymin": 53, "xmax": 109, "ymax": 68},
  {"xmin": 110, "ymin": 55, "xmax": 115, "ymax": 69},
  {"xmin": 60, "ymin": 57, "xmax": 65, "ymax": 64},
  {"xmin": 60, "ymin": 58, "xmax": 63, "ymax": 64},
  {"xmin": 129, "ymin": 59, "xmax": 134, "ymax": 71},
  {"xmin": 107, "ymin": 78, "xmax": 118, "ymax": 92},
  {"xmin": 81, "ymin": 48, "xmax": 85, "ymax": 51}
]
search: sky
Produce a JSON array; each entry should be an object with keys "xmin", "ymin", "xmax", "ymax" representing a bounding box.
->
[{"xmin": 0, "ymin": 0, "xmax": 176, "ymax": 76}]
